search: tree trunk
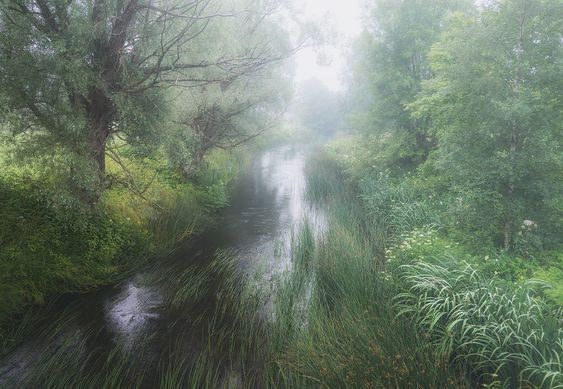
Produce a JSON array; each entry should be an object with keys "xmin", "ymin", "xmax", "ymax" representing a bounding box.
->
[
  {"xmin": 89, "ymin": 122, "xmax": 109, "ymax": 179},
  {"xmin": 79, "ymin": 88, "xmax": 114, "ymax": 205},
  {"xmin": 181, "ymin": 147, "xmax": 207, "ymax": 180}
]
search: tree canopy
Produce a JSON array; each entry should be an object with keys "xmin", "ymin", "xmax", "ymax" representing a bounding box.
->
[{"xmin": 0, "ymin": 0, "xmax": 293, "ymax": 203}]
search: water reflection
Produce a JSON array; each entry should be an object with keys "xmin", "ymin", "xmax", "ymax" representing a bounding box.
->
[
  {"xmin": 0, "ymin": 145, "xmax": 325, "ymax": 383},
  {"xmin": 104, "ymin": 275, "xmax": 162, "ymax": 347}
]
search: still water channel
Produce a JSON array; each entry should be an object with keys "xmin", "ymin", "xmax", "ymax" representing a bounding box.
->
[{"xmin": 0, "ymin": 145, "xmax": 325, "ymax": 387}]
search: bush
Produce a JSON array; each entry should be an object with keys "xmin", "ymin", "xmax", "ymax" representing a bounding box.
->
[
  {"xmin": 0, "ymin": 176, "xmax": 148, "ymax": 327},
  {"xmin": 0, "ymin": 146, "xmax": 243, "ymax": 345},
  {"xmin": 386, "ymin": 226, "xmax": 464, "ymax": 266},
  {"xmin": 358, "ymin": 173, "xmax": 441, "ymax": 247},
  {"xmin": 534, "ymin": 265, "xmax": 563, "ymax": 307}
]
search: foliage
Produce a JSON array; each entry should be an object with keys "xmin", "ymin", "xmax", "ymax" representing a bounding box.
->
[
  {"xmin": 346, "ymin": 0, "xmax": 472, "ymax": 169},
  {"xmin": 346, "ymin": 0, "xmax": 563, "ymax": 252},
  {"xmin": 395, "ymin": 260, "xmax": 563, "ymax": 388},
  {"xmin": 0, "ymin": 145, "xmax": 241, "ymax": 339},
  {"xmin": 308, "ymin": 151, "xmax": 563, "ymax": 387},
  {"xmin": 534, "ymin": 263, "xmax": 563, "ymax": 307},
  {"xmin": 0, "ymin": 0, "xmax": 292, "ymax": 201},
  {"xmin": 0, "ymin": 175, "xmax": 148, "ymax": 326},
  {"xmin": 411, "ymin": 0, "xmax": 563, "ymax": 250}
]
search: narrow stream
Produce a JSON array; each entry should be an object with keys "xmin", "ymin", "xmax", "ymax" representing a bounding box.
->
[{"xmin": 0, "ymin": 145, "xmax": 325, "ymax": 387}]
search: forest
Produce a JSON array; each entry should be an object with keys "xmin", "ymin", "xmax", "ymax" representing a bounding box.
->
[{"xmin": 0, "ymin": 0, "xmax": 561, "ymax": 388}]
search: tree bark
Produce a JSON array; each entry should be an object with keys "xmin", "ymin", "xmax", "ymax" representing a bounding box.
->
[{"xmin": 82, "ymin": 87, "xmax": 115, "ymax": 204}]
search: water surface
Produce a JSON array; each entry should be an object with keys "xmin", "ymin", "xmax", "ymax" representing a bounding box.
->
[{"xmin": 0, "ymin": 145, "xmax": 324, "ymax": 387}]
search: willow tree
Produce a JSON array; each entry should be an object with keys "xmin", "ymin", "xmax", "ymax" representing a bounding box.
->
[
  {"xmin": 162, "ymin": 5, "xmax": 293, "ymax": 179},
  {"xmin": 0, "ymin": 0, "xmax": 290, "ymax": 203}
]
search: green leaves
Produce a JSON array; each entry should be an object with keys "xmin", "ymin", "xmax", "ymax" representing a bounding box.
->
[
  {"xmin": 394, "ymin": 259, "xmax": 563, "ymax": 387},
  {"xmin": 346, "ymin": 0, "xmax": 473, "ymax": 169},
  {"xmin": 411, "ymin": 0, "xmax": 563, "ymax": 250}
]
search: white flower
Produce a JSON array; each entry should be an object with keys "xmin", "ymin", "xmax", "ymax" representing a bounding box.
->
[{"xmin": 521, "ymin": 219, "xmax": 538, "ymax": 230}]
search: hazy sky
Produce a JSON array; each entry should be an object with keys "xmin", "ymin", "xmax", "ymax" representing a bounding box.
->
[{"xmin": 293, "ymin": 0, "xmax": 364, "ymax": 91}]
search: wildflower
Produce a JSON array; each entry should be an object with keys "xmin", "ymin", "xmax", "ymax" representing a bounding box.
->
[{"xmin": 521, "ymin": 220, "xmax": 538, "ymax": 230}]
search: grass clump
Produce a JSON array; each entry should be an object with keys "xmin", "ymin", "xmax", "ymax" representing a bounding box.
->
[
  {"xmin": 395, "ymin": 259, "xmax": 563, "ymax": 388},
  {"xmin": 254, "ymin": 152, "xmax": 468, "ymax": 387},
  {"xmin": 264, "ymin": 225, "xmax": 467, "ymax": 388}
]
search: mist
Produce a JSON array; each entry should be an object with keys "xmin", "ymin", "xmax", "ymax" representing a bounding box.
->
[{"xmin": 0, "ymin": 0, "xmax": 561, "ymax": 387}]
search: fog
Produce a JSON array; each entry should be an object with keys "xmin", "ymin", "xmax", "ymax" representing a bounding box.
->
[
  {"xmin": 293, "ymin": 0, "xmax": 364, "ymax": 91},
  {"xmin": 0, "ymin": 0, "xmax": 561, "ymax": 387}
]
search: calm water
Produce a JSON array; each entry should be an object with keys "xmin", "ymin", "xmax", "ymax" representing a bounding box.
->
[{"xmin": 0, "ymin": 145, "xmax": 325, "ymax": 387}]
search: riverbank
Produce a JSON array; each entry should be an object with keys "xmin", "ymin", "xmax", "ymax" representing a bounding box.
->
[
  {"xmin": 2, "ymin": 143, "xmax": 561, "ymax": 387},
  {"xmin": 272, "ymin": 144, "xmax": 561, "ymax": 387},
  {"xmin": 0, "ymin": 146, "xmax": 244, "ymax": 355},
  {"xmin": 0, "ymin": 144, "xmax": 316, "ymax": 387}
]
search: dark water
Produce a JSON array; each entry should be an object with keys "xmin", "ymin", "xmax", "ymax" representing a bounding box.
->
[{"xmin": 0, "ymin": 145, "xmax": 325, "ymax": 387}]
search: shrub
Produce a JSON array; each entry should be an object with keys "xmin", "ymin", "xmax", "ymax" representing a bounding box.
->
[
  {"xmin": 359, "ymin": 173, "xmax": 441, "ymax": 245},
  {"xmin": 0, "ymin": 176, "xmax": 148, "ymax": 327},
  {"xmin": 534, "ymin": 265, "xmax": 563, "ymax": 307}
]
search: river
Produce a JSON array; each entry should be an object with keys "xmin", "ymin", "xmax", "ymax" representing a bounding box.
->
[{"xmin": 0, "ymin": 144, "xmax": 325, "ymax": 387}]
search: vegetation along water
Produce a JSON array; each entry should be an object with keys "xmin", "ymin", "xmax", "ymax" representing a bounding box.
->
[{"xmin": 0, "ymin": 0, "xmax": 561, "ymax": 388}]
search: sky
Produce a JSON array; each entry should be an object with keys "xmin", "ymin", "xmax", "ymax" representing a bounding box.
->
[{"xmin": 293, "ymin": 0, "xmax": 364, "ymax": 92}]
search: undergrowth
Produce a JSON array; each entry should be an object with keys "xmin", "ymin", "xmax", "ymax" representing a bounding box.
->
[
  {"xmin": 308, "ymin": 147, "xmax": 563, "ymax": 388},
  {"xmin": 0, "ymin": 147, "xmax": 243, "ymax": 355}
]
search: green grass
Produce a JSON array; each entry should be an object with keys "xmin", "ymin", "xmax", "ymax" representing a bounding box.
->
[
  {"xmin": 395, "ymin": 260, "xmax": 562, "ymax": 388},
  {"xmin": 305, "ymin": 149, "xmax": 563, "ymax": 388},
  {"xmin": 250, "ymin": 154, "xmax": 467, "ymax": 388},
  {"xmin": 3, "ymin": 146, "xmax": 561, "ymax": 388}
]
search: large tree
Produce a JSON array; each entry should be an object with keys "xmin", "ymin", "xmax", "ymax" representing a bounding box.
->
[
  {"xmin": 412, "ymin": 0, "xmax": 563, "ymax": 249},
  {"xmin": 346, "ymin": 0, "xmax": 471, "ymax": 169},
  {"xmin": 0, "ymin": 0, "xmax": 290, "ymax": 203}
]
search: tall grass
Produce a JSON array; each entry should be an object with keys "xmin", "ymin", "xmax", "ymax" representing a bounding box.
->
[
  {"xmin": 395, "ymin": 259, "xmax": 563, "ymax": 388},
  {"xmin": 262, "ymin": 224, "xmax": 467, "ymax": 388},
  {"xmin": 358, "ymin": 173, "xmax": 441, "ymax": 245},
  {"xmin": 253, "ymin": 151, "xmax": 468, "ymax": 387},
  {"xmin": 306, "ymin": 150, "xmax": 563, "ymax": 388},
  {"xmin": 149, "ymin": 187, "xmax": 208, "ymax": 249},
  {"xmin": 2, "ymin": 248, "xmax": 264, "ymax": 388}
]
